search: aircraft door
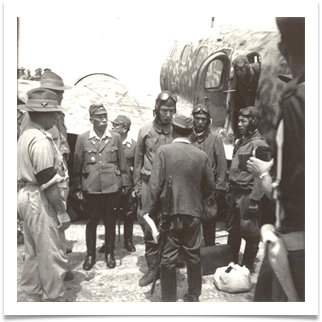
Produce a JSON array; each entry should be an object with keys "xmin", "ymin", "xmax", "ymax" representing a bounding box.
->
[{"xmin": 194, "ymin": 52, "xmax": 230, "ymax": 132}]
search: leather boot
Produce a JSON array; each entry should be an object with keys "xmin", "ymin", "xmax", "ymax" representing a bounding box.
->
[
  {"xmin": 185, "ymin": 260, "xmax": 202, "ymax": 301},
  {"xmin": 83, "ymin": 255, "xmax": 96, "ymax": 271},
  {"xmin": 124, "ymin": 239, "xmax": 136, "ymax": 252},
  {"xmin": 202, "ymin": 218, "xmax": 216, "ymax": 246},
  {"xmin": 139, "ymin": 253, "xmax": 159, "ymax": 287},
  {"xmin": 227, "ymin": 233, "xmax": 242, "ymax": 264},
  {"xmin": 242, "ymin": 241, "xmax": 259, "ymax": 274},
  {"xmin": 105, "ymin": 253, "xmax": 116, "ymax": 269},
  {"xmin": 161, "ymin": 265, "xmax": 177, "ymax": 302},
  {"xmin": 98, "ymin": 243, "xmax": 106, "ymax": 254},
  {"xmin": 124, "ymin": 215, "xmax": 136, "ymax": 252}
]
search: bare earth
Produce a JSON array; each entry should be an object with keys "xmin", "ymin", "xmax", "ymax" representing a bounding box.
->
[{"xmin": 17, "ymin": 222, "xmax": 264, "ymax": 302}]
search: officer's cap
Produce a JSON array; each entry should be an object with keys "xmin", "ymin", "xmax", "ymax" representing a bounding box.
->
[
  {"xmin": 172, "ymin": 113, "xmax": 194, "ymax": 130},
  {"xmin": 112, "ymin": 115, "xmax": 131, "ymax": 129},
  {"xmin": 89, "ymin": 104, "xmax": 107, "ymax": 116}
]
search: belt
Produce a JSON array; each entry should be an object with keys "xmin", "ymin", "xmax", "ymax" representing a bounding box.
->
[{"xmin": 278, "ymin": 231, "xmax": 305, "ymax": 251}]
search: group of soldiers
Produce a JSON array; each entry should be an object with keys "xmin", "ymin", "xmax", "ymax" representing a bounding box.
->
[
  {"xmin": 17, "ymin": 67, "xmax": 49, "ymax": 81},
  {"xmin": 17, "ymin": 17, "xmax": 305, "ymax": 303}
]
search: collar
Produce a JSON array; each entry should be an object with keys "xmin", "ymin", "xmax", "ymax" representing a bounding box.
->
[
  {"xmin": 192, "ymin": 126, "xmax": 210, "ymax": 143},
  {"xmin": 89, "ymin": 127, "xmax": 112, "ymax": 140},
  {"xmin": 123, "ymin": 136, "xmax": 132, "ymax": 146},
  {"xmin": 153, "ymin": 118, "xmax": 171, "ymax": 134},
  {"xmin": 173, "ymin": 137, "xmax": 190, "ymax": 144}
]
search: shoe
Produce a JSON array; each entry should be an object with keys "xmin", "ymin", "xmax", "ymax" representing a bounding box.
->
[
  {"xmin": 124, "ymin": 239, "xmax": 136, "ymax": 252},
  {"xmin": 105, "ymin": 253, "xmax": 116, "ymax": 269},
  {"xmin": 183, "ymin": 293, "xmax": 200, "ymax": 302},
  {"xmin": 64, "ymin": 271, "xmax": 74, "ymax": 281},
  {"xmin": 99, "ymin": 244, "xmax": 106, "ymax": 254},
  {"xmin": 139, "ymin": 268, "xmax": 159, "ymax": 287},
  {"xmin": 17, "ymin": 231, "xmax": 24, "ymax": 245},
  {"xmin": 83, "ymin": 255, "xmax": 95, "ymax": 271}
]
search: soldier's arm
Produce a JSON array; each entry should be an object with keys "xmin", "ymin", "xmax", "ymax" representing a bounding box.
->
[
  {"xmin": 146, "ymin": 148, "xmax": 165, "ymax": 218},
  {"xmin": 214, "ymin": 134, "xmax": 227, "ymax": 191},
  {"xmin": 133, "ymin": 128, "xmax": 145, "ymax": 193},
  {"xmin": 116, "ymin": 134, "xmax": 130, "ymax": 187},
  {"xmin": 72, "ymin": 134, "xmax": 84, "ymax": 195},
  {"xmin": 30, "ymin": 138, "xmax": 70, "ymax": 230}
]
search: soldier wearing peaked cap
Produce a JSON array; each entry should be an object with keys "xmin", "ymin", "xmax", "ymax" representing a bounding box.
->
[
  {"xmin": 99, "ymin": 115, "xmax": 138, "ymax": 253},
  {"xmin": 17, "ymin": 88, "xmax": 71, "ymax": 302},
  {"xmin": 72, "ymin": 104, "xmax": 131, "ymax": 271},
  {"xmin": 146, "ymin": 114, "xmax": 215, "ymax": 301}
]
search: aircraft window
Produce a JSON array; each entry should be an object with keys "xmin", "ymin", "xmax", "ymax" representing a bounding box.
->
[
  {"xmin": 181, "ymin": 45, "xmax": 191, "ymax": 63},
  {"xmin": 205, "ymin": 59, "xmax": 223, "ymax": 89},
  {"xmin": 196, "ymin": 46, "xmax": 208, "ymax": 66}
]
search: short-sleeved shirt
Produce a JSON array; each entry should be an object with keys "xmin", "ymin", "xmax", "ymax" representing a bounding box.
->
[{"xmin": 17, "ymin": 123, "xmax": 56, "ymax": 184}]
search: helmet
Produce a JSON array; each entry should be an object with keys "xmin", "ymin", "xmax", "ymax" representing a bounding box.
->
[
  {"xmin": 239, "ymin": 106, "xmax": 261, "ymax": 132},
  {"xmin": 154, "ymin": 90, "xmax": 177, "ymax": 120}
]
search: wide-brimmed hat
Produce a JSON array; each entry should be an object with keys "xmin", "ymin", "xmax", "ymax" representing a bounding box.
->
[
  {"xmin": 40, "ymin": 71, "xmax": 72, "ymax": 91},
  {"xmin": 17, "ymin": 88, "xmax": 67, "ymax": 112}
]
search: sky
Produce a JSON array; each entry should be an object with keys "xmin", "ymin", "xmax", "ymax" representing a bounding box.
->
[{"xmin": 4, "ymin": 1, "xmax": 318, "ymax": 315}]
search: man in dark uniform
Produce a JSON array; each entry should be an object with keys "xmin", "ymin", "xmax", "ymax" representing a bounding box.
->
[
  {"xmin": 99, "ymin": 115, "xmax": 137, "ymax": 252},
  {"xmin": 146, "ymin": 114, "xmax": 215, "ymax": 302},
  {"xmin": 73, "ymin": 104, "xmax": 131, "ymax": 270},
  {"xmin": 190, "ymin": 104, "xmax": 227, "ymax": 246},
  {"xmin": 133, "ymin": 91, "xmax": 176, "ymax": 287},
  {"xmin": 227, "ymin": 106, "xmax": 269, "ymax": 273},
  {"xmin": 247, "ymin": 17, "xmax": 305, "ymax": 302}
]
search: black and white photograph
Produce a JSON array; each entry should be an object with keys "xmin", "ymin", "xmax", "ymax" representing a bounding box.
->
[{"xmin": 2, "ymin": 0, "xmax": 319, "ymax": 317}]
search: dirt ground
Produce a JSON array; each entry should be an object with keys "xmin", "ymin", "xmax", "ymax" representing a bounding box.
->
[{"xmin": 17, "ymin": 220, "xmax": 264, "ymax": 302}]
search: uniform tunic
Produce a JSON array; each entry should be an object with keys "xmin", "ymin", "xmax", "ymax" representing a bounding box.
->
[
  {"xmin": 133, "ymin": 119, "xmax": 173, "ymax": 259},
  {"xmin": 17, "ymin": 122, "xmax": 69, "ymax": 300},
  {"xmin": 147, "ymin": 138, "xmax": 215, "ymax": 300}
]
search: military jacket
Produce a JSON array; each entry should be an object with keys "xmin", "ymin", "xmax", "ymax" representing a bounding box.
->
[
  {"xmin": 190, "ymin": 127, "xmax": 227, "ymax": 191},
  {"xmin": 72, "ymin": 129, "xmax": 130, "ymax": 194},
  {"xmin": 147, "ymin": 138, "xmax": 215, "ymax": 218},
  {"xmin": 133, "ymin": 118, "xmax": 173, "ymax": 190},
  {"xmin": 229, "ymin": 130, "xmax": 268, "ymax": 201},
  {"xmin": 122, "ymin": 137, "xmax": 137, "ymax": 187}
]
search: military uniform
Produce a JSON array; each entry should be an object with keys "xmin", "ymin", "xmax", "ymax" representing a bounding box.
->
[
  {"xmin": 133, "ymin": 119, "xmax": 173, "ymax": 271},
  {"xmin": 73, "ymin": 128, "xmax": 130, "ymax": 263},
  {"xmin": 190, "ymin": 127, "xmax": 227, "ymax": 246},
  {"xmin": 119, "ymin": 137, "xmax": 137, "ymax": 245},
  {"xmin": 147, "ymin": 136, "xmax": 215, "ymax": 301},
  {"xmin": 17, "ymin": 123, "xmax": 69, "ymax": 300},
  {"xmin": 255, "ymin": 75, "xmax": 305, "ymax": 301},
  {"xmin": 227, "ymin": 129, "xmax": 268, "ymax": 270}
]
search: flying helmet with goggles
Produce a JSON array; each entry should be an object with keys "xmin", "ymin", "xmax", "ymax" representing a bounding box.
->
[
  {"xmin": 192, "ymin": 103, "xmax": 210, "ymax": 116},
  {"xmin": 155, "ymin": 91, "xmax": 177, "ymax": 110},
  {"xmin": 239, "ymin": 106, "xmax": 261, "ymax": 130},
  {"xmin": 232, "ymin": 55, "xmax": 250, "ymax": 68}
]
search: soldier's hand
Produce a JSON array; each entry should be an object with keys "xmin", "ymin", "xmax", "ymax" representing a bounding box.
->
[
  {"xmin": 75, "ymin": 190, "xmax": 83, "ymax": 200},
  {"xmin": 122, "ymin": 186, "xmax": 131, "ymax": 196},
  {"xmin": 57, "ymin": 212, "xmax": 71, "ymax": 230},
  {"xmin": 248, "ymin": 199, "xmax": 259, "ymax": 214}
]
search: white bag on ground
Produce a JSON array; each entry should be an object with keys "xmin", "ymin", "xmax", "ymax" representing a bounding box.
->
[{"xmin": 213, "ymin": 262, "xmax": 252, "ymax": 293}]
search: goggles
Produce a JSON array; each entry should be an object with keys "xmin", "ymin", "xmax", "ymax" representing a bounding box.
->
[
  {"xmin": 192, "ymin": 105, "xmax": 209, "ymax": 115},
  {"xmin": 233, "ymin": 59, "xmax": 248, "ymax": 68},
  {"xmin": 157, "ymin": 91, "xmax": 177, "ymax": 104}
]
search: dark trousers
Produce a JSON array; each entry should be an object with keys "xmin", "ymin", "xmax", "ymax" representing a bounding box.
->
[
  {"xmin": 226, "ymin": 191, "xmax": 261, "ymax": 268},
  {"xmin": 254, "ymin": 250, "xmax": 305, "ymax": 302},
  {"xmin": 161, "ymin": 215, "xmax": 203, "ymax": 302},
  {"xmin": 119, "ymin": 191, "xmax": 136, "ymax": 241},
  {"xmin": 84, "ymin": 192, "xmax": 120, "ymax": 256}
]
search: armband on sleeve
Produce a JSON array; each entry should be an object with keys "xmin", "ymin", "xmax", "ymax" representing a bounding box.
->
[{"xmin": 35, "ymin": 167, "xmax": 65, "ymax": 191}]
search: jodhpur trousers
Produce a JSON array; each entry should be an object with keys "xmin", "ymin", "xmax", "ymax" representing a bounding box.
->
[{"xmin": 17, "ymin": 185, "xmax": 68, "ymax": 300}]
